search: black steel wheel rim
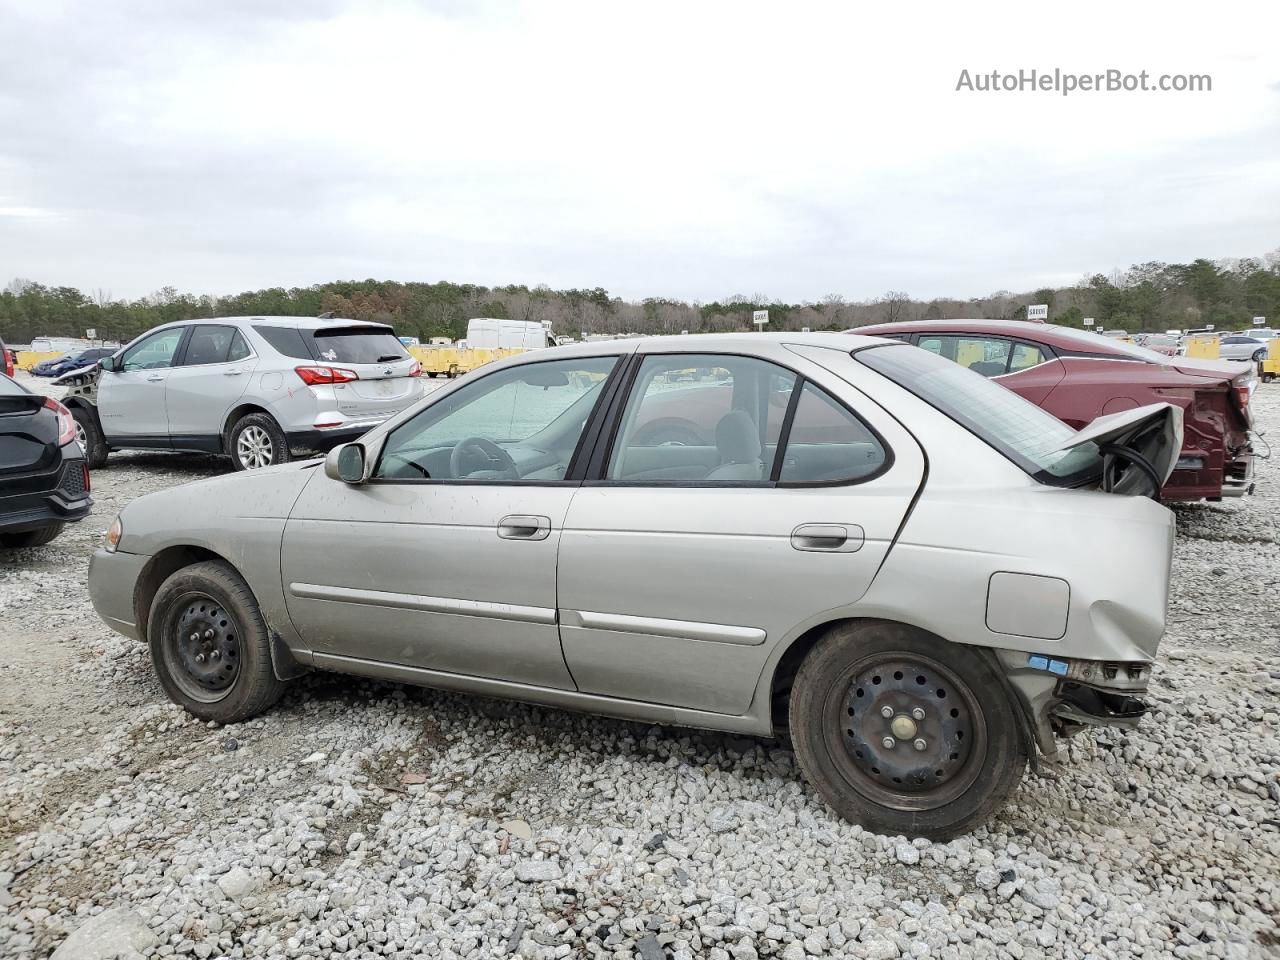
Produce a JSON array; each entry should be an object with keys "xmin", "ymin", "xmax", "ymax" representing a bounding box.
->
[
  {"xmin": 165, "ymin": 591, "xmax": 241, "ymax": 703},
  {"xmin": 823, "ymin": 651, "xmax": 987, "ymax": 812}
]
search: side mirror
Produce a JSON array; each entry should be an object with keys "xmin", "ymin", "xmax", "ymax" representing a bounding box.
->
[
  {"xmin": 324, "ymin": 443, "xmax": 367, "ymax": 484},
  {"xmin": 99, "ymin": 356, "xmax": 119, "ymax": 372}
]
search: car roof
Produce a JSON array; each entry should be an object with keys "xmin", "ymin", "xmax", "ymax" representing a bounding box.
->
[
  {"xmin": 850, "ymin": 318, "xmax": 1148, "ymax": 357},
  {"xmin": 159, "ymin": 316, "xmax": 389, "ymax": 332},
  {"xmin": 530, "ymin": 331, "xmax": 890, "ymax": 357}
]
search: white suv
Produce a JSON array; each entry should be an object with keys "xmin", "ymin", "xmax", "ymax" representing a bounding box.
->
[{"xmin": 58, "ymin": 316, "xmax": 425, "ymax": 470}]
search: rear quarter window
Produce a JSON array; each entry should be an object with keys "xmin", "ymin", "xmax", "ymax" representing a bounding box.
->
[{"xmin": 253, "ymin": 325, "xmax": 314, "ymax": 360}]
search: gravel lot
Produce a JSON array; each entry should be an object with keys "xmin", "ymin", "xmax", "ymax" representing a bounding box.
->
[{"xmin": 2, "ymin": 372, "xmax": 1279, "ymax": 960}]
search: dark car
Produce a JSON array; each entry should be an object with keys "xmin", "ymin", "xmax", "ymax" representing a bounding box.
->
[
  {"xmin": 853, "ymin": 319, "xmax": 1256, "ymax": 502},
  {"xmin": 31, "ymin": 348, "xmax": 115, "ymax": 378},
  {"xmin": 0, "ymin": 373, "xmax": 92, "ymax": 548}
]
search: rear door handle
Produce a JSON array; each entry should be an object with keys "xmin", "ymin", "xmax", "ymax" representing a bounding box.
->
[
  {"xmin": 145, "ymin": 374, "xmax": 165, "ymax": 382},
  {"xmin": 223, "ymin": 368, "xmax": 244, "ymax": 376},
  {"xmin": 790, "ymin": 523, "xmax": 865, "ymax": 553},
  {"xmin": 497, "ymin": 515, "xmax": 552, "ymax": 541}
]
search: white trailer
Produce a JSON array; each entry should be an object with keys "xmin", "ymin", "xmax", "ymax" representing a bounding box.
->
[{"xmin": 465, "ymin": 318, "xmax": 554, "ymax": 350}]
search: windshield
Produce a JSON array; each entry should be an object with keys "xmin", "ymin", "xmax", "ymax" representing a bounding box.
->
[
  {"xmin": 857, "ymin": 343, "xmax": 1101, "ymax": 484},
  {"xmin": 311, "ymin": 326, "xmax": 409, "ymax": 365}
]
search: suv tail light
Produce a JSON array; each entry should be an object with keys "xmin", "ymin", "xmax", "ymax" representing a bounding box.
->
[
  {"xmin": 44, "ymin": 396, "xmax": 76, "ymax": 446},
  {"xmin": 408, "ymin": 360, "xmax": 422, "ymax": 378},
  {"xmin": 3, "ymin": 348, "xmax": 13, "ymax": 378},
  {"xmin": 295, "ymin": 365, "xmax": 358, "ymax": 386}
]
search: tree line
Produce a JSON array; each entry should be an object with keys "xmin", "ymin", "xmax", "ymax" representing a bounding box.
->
[{"xmin": 2, "ymin": 249, "xmax": 1278, "ymax": 347}]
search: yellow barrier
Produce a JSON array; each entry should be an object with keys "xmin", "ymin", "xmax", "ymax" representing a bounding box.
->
[
  {"xmin": 1262, "ymin": 339, "xmax": 1279, "ymax": 382},
  {"xmin": 1185, "ymin": 335, "xmax": 1219, "ymax": 360},
  {"xmin": 409, "ymin": 346, "xmax": 526, "ymax": 378},
  {"xmin": 15, "ymin": 351, "xmax": 63, "ymax": 370}
]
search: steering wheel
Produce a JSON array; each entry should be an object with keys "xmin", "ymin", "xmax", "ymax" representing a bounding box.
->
[{"xmin": 450, "ymin": 436, "xmax": 519, "ymax": 480}]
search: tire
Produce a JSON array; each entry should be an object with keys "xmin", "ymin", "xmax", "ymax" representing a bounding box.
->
[
  {"xmin": 147, "ymin": 560, "xmax": 286, "ymax": 723},
  {"xmin": 0, "ymin": 523, "xmax": 65, "ymax": 549},
  {"xmin": 227, "ymin": 413, "xmax": 291, "ymax": 471},
  {"xmin": 427, "ymin": 371, "xmax": 438, "ymax": 379},
  {"xmin": 1252, "ymin": 349, "xmax": 1266, "ymax": 362},
  {"xmin": 71, "ymin": 406, "xmax": 109, "ymax": 469},
  {"xmin": 1264, "ymin": 373, "xmax": 1276, "ymax": 383},
  {"xmin": 789, "ymin": 620, "xmax": 1026, "ymax": 839}
]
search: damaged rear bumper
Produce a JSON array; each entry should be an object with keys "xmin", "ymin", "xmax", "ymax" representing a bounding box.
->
[{"xmin": 995, "ymin": 649, "xmax": 1153, "ymax": 757}]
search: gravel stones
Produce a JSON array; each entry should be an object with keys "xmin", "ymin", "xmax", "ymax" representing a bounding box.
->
[{"xmin": 49, "ymin": 908, "xmax": 157, "ymax": 959}]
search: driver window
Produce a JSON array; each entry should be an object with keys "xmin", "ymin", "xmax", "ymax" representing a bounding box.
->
[
  {"xmin": 375, "ymin": 356, "xmax": 618, "ymax": 482},
  {"xmin": 121, "ymin": 328, "xmax": 185, "ymax": 372}
]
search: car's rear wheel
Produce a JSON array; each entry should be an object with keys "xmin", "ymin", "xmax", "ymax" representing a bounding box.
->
[
  {"xmin": 789, "ymin": 620, "xmax": 1026, "ymax": 839},
  {"xmin": 0, "ymin": 523, "xmax": 65, "ymax": 549},
  {"xmin": 71, "ymin": 406, "xmax": 109, "ymax": 468},
  {"xmin": 148, "ymin": 560, "xmax": 286, "ymax": 723},
  {"xmin": 228, "ymin": 413, "xmax": 290, "ymax": 471},
  {"xmin": 1252, "ymin": 348, "xmax": 1267, "ymax": 362}
]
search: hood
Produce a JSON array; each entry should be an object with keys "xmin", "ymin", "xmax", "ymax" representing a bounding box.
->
[{"xmin": 1057, "ymin": 403, "xmax": 1183, "ymax": 497}]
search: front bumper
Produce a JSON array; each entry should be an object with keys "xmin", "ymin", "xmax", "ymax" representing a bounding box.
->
[{"xmin": 88, "ymin": 547, "xmax": 149, "ymax": 641}]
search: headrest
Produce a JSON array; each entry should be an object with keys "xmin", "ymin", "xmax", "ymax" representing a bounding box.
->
[{"xmin": 715, "ymin": 410, "xmax": 762, "ymax": 463}]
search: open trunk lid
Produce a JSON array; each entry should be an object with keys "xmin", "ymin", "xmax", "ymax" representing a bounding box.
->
[{"xmin": 1056, "ymin": 403, "xmax": 1182, "ymax": 497}]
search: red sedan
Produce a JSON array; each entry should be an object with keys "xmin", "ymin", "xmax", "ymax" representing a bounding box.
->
[{"xmin": 853, "ymin": 319, "xmax": 1256, "ymax": 502}]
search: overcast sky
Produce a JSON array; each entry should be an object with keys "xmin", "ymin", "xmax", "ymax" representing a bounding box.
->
[{"xmin": 2, "ymin": 0, "xmax": 1278, "ymax": 304}]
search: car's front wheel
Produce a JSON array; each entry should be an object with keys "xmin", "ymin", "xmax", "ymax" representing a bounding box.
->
[
  {"xmin": 228, "ymin": 413, "xmax": 291, "ymax": 471},
  {"xmin": 789, "ymin": 621, "xmax": 1026, "ymax": 839},
  {"xmin": 147, "ymin": 560, "xmax": 287, "ymax": 723}
]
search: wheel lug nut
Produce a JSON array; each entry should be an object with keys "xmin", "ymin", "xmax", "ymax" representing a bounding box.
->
[
  {"xmin": 210, "ymin": 650, "xmax": 221, "ymax": 661},
  {"xmin": 204, "ymin": 629, "xmax": 215, "ymax": 640},
  {"xmin": 880, "ymin": 705, "xmax": 894, "ymax": 718},
  {"xmin": 881, "ymin": 737, "xmax": 895, "ymax": 749},
  {"xmin": 189, "ymin": 633, "xmax": 199, "ymax": 643},
  {"xmin": 195, "ymin": 653, "xmax": 206, "ymax": 664},
  {"xmin": 911, "ymin": 707, "xmax": 925, "ymax": 721},
  {"xmin": 913, "ymin": 738, "xmax": 927, "ymax": 751}
]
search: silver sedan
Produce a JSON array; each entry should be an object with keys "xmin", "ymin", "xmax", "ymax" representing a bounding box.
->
[{"xmin": 88, "ymin": 333, "xmax": 1180, "ymax": 838}]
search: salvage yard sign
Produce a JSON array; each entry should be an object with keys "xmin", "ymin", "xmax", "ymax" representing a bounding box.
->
[
  {"xmin": 1027, "ymin": 304, "xmax": 1048, "ymax": 321},
  {"xmin": 752, "ymin": 310, "xmax": 769, "ymax": 330}
]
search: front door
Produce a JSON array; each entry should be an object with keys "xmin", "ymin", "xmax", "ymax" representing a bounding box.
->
[
  {"xmin": 98, "ymin": 326, "xmax": 188, "ymax": 444},
  {"xmin": 556, "ymin": 348, "xmax": 926, "ymax": 716},
  {"xmin": 280, "ymin": 353, "xmax": 623, "ymax": 688},
  {"xmin": 164, "ymin": 325, "xmax": 258, "ymax": 449}
]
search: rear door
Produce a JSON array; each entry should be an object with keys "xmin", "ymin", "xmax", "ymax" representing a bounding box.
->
[
  {"xmin": 308, "ymin": 325, "xmax": 421, "ymax": 421},
  {"xmin": 97, "ymin": 326, "xmax": 188, "ymax": 444},
  {"xmin": 164, "ymin": 325, "xmax": 258, "ymax": 448},
  {"xmin": 556, "ymin": 345, "xmax": 925, "ymax": 716}
]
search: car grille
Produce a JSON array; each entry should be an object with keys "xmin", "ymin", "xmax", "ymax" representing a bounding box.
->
[{"xmin": 59, "ymin": 461, "xmax": 89, "ymax": 499}]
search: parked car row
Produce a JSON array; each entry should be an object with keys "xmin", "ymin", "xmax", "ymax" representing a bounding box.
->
[{"xmin": 83, "ymin": 331, "xmax": 1184, "ymax": 838}]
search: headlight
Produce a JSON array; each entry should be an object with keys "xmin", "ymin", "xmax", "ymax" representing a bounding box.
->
[{"xmin": 105, "ymin": 516, "xmax": 122, "ymax": 553}]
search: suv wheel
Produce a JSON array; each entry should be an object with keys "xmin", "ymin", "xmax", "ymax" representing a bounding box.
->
[
  {"xmin": 147, "ymin": 560, "xmax": 287, "ymax": 723},
  {"xmin": 71, "ymin": 406, "xmax": 109, "ymax": 469},
  {"xmin": 0, "ymin": 523, "xmax": 65, "ymax": 549},
  {"xmin": 789, "ymin": 620, "xmax": 1026, "ymax": 840},
  {"xmin": 228, "ymin": 413, "xmax": 290, "ymax": 471}
]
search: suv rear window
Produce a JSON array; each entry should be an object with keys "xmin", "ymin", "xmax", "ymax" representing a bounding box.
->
[
  {"xmin": 312, "ymin": 327, "xmax": 408, "ymax": 365},
  {"xmin": 857, "ymin": 343, "xmax": 1101, "ymax": 485}
]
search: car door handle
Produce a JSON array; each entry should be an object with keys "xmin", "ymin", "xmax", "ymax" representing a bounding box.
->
[
  {"xmin": 790, "ymin": 523, "xmax": 865, "ymax": 553},
  {"xmin": 223, "ymin": 368, "xmax": 244, "ymax": 376},
  {"xmin": 497, "ymin": 515, "xmax": 552, "ymax": 541},
  {"xmin": 145, "ymin": 374, "xmax": 165, "ymax": 382}
]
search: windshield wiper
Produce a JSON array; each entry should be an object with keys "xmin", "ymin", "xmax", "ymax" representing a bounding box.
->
[{"xmin": 376, "ymin": 354, "xmax": 403, "ymax": 362}]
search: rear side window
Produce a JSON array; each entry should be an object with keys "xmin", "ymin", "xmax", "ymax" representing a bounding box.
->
[
  {"xmin": 253, "ymin": 325, "xmax": 313, "ymax": 360},
  {"xmin": 858, "ymin": 344, "xmax": 1100, "ymax": 485},
  {"xmin": 919, "ymin": 335, "xmax": 1011, "ymax": 377},
  {"xmin": 227, "ymin": 331, "xmax": 252, "ymax": 362},
  {"xmin": 778, "ymin": 382, "xmax": 886, "ymax": 484},
  {"xmin": 1009, "ymin": 342, "xmax": 1047, "ymax": 371},
  {"xmin": 312, "ymin": 327, "xmax": 408, "ymax": 365}
]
